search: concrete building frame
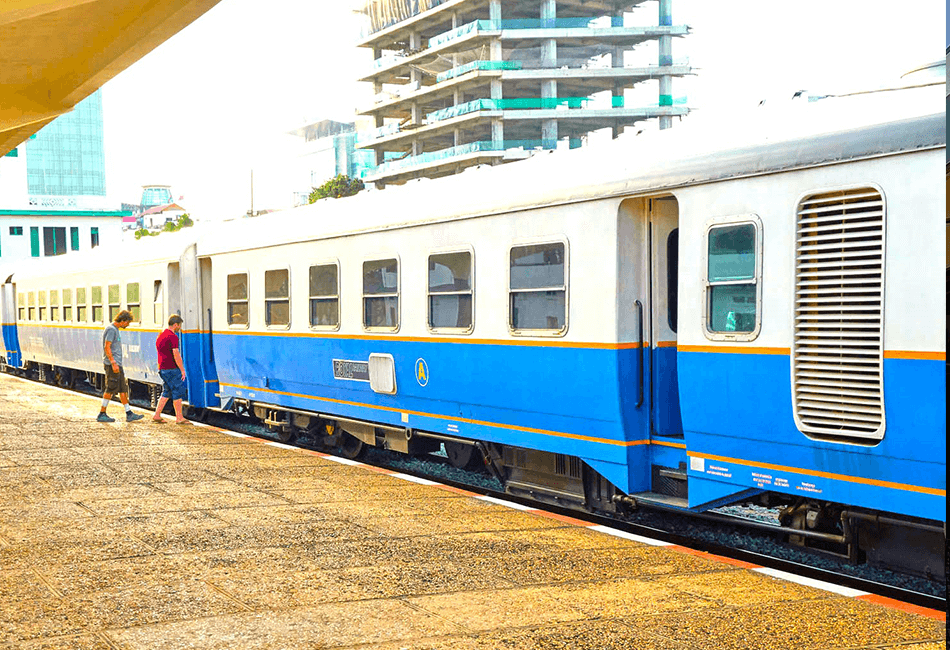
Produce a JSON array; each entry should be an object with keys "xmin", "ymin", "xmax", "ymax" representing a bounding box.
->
[{"xmin": 357, "ymin": 0, "xmax": 690, "ymax": 185}]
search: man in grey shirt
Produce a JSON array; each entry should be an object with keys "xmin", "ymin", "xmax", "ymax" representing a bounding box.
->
[{"xmin": 97, "ymin": 310, "xmax": 144, "ymax": 423}]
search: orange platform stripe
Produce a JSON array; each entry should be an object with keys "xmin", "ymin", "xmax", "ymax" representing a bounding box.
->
[
  {"xmin": 669, "ymin": 545, "xmax": 763, "ymax": 569},
  {"xmin": 856, "ymin": 594, "xmax": 946, "ymax": 621},
  {"xmin": 528, "ymin": 509, "xmax": 594, "ymax": 527}
]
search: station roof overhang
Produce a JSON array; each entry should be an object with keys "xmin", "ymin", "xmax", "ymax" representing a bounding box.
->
[{"xmin": 0, "ymin": 0, "xmax": 223, "ymax": 157}]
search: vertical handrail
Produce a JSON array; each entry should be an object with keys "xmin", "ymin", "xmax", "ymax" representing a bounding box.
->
[
  {"xmin": 635, "ymin": 299, "xmax": 644, "ymax": 408},
  {"xmin": 206, "ymin": 308, "xmax": 214, "ymax": 363}
]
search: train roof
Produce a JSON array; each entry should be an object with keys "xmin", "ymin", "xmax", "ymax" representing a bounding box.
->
[{"xmin": 198, "ymin": 84, "xmax": 944, "ymax": 257}]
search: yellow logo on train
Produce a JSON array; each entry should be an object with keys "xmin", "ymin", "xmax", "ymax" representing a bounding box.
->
[{"xmin": 415, "ymin": 358, "xmax": 429, "ymax": 387}]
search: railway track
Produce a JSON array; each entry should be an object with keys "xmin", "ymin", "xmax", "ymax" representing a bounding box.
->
[{"xmin": 10, "ymin": 369, "xmax": 948, "ymax": 613}]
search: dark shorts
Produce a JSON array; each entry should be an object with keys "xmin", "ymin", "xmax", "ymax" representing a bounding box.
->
[
  {"xmin": 159, "ymin": 368, "xmax": 188, "ymax": 401},
  {"xmin": 104, "ymin": 364, "xmax": 128, "ymax": 394}
]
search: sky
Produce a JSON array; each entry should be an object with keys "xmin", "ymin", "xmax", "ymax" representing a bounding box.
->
[{"xmin": 100, "ymin": 0, "xmax": 946, "ymax": 220}]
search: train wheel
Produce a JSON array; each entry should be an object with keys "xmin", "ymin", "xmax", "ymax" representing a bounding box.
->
[
  {"xmin": 445, "ymin": 440, "xmax": 480, "ymax": 469},
  {"xmin": 337, "ymin": 433, "xmax": 364, "ymax": 460},
  {"xmin": 275, "ymin": 427, "xmax": 296, "ymax": 444}
]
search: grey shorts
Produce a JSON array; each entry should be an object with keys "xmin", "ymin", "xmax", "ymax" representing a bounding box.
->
[{"xmin": 104, "ymin": 364, "xmax": 129, "ymax": 395}]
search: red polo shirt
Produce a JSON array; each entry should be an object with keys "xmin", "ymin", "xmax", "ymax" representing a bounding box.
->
[{"xmin": 156, "ymin": 329, "xmax": 180, "ymax": 370}]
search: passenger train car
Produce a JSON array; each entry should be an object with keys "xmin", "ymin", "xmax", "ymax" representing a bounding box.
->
[{"xmin": 1, "ymin": 84, "xmax": 945, "ymax": 581}]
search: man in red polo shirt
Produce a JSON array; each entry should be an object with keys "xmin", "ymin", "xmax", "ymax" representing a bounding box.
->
[{"xmin": 151, "ymin": 314, "xmax": 189, "ymax": 424}]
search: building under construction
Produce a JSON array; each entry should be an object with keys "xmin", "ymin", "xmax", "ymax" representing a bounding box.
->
[{"xmin": 356, "ymin": 0, "xmax": 690, "ymax": 186}]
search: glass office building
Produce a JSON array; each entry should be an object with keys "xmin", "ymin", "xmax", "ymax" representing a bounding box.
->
[{"xmin": 26, "ymin": 90, "xmax": 106, "ymax": 197}]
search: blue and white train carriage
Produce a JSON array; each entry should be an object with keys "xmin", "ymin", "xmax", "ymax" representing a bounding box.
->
[
  {"xmin": 5, "ymin": 231, "xmax": 219, "ymax": 406},
  {"xmin": 0, "ymin": 83, "xmax": 944, "ymax": 579}
]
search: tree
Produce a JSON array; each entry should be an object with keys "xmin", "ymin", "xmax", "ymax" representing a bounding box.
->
[{"xmin": 309, "ymin": 174, "xmax": 364, "ymax": 203}]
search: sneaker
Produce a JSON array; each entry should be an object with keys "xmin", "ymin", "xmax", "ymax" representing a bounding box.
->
[
  {"xmin": 96, "ymin": 412, "xmax": 115, "ymax": 423},
  {"xmin": 126, "ymin": 412, "xmax": 144, "ymax": 422}
]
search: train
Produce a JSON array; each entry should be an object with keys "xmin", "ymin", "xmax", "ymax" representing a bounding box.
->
[{"xmin": 1, "ymin": 82, "xmax": 945, "ymax": 581}]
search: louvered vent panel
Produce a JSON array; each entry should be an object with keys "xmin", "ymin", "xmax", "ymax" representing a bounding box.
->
[{"xmin": 792, "ymin": 188, "xmax": 885, "ymax": 439}]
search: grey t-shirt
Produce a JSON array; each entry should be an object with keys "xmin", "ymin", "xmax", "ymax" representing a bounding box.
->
[{"xmin": 103, "ymin": 323, "xmax": 123, "ymax": 367}]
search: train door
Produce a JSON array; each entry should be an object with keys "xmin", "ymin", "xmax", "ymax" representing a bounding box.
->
[
  {"xmin": 0, "ymin": 278, "xmax": 20, "ymax": 368},
  {"xmin": 171, "ymin": 246, "xmax": 218, "ymax": 409},
  {"xmin": 197, "ymin": 257, "xmax": 219, "ymax": 407},
  {"xmin": 648, "ymin": 197, "xmax": 683, "ymax": 439}
]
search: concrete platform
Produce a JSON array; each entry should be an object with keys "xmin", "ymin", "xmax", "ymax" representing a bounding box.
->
[{"xmin": 0, "ymin": 372, "xmax": 945, "ymax": 649}]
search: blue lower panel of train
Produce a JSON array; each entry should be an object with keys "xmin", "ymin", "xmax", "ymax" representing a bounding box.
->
[
  {"xmin": 678, "ymin": 350, "xmax": 946, "ymax": 522},
  {"xmin": 213, "ymin": 332, "xmax": 654, "ymax": 494},
  {"xmin": 1, "ymin": 323, "xmax": 20, "ymax": 367}
]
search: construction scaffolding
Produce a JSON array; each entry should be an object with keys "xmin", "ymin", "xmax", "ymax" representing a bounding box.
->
[{"xmin": 359, "ymin": 0, "xmax": 445, "ymax": 34}]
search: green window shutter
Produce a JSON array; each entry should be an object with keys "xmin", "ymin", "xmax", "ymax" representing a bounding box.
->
[
  {"xmin": 30, "ymin": 227, "xmax": 39, "ymax": 257},
  {"xmin": 70, "ymin": 227, "xmax": 79, "ymax": 250}
]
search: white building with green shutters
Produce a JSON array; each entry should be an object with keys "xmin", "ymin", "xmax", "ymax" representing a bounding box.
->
[{"xmin": 0, "ymin": 90, "xmax": 129, "ymax": 266}]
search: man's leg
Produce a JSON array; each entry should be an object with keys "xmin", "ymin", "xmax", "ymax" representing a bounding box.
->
[
  {"xmin": 153, "ymin": 397, "xmax": 169, "ymax": 421},
  {"xmin": 173, "ymin": 398, "xmax": 186, "ymax": 423},
  {"xmin": 118, "ymin": 367, "xmax": 143, "ymax": 422}
]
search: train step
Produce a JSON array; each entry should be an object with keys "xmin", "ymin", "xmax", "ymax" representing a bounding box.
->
[{"xmin": 631, "ymin": 492, "xmax": 689, "ymax": 510}]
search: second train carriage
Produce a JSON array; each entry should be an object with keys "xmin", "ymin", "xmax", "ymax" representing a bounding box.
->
[
  {"xmin": 0, "ymin": 83, "xmax": 944, "ymax": 579},
  {"xmin": 7, "ymin": 231, "xmax": 220, "ymax": 406}
]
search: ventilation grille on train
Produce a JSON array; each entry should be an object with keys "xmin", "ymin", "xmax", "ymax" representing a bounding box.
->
[{"xmin": 792, "ymin": 187, "xmax": 885, "ymax": 440}]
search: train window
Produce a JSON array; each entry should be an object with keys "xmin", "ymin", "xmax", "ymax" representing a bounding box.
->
[
  {"xmin": 77, "ymin": 287, "xmax": 87, "ymax": 322},
  {"xmin": 264, "ymin": 269, "xmax": 290, "ymax": 328},
  {"xmin": 363, "ymin": 258, "xmax": 399, "ymax": 330},
  {"xmin": 62, "ymin": 288, "xmax": 72, "ymax": 322},
  {"xmin": 153, "ymin": 281, "xmax": 163, "ymax": 325},
  {"xmin": 227, "ymin": 273, "xmax": 248, "ymax": 327},
  {"xmin": 509, "ymin": 241, "xmax": 567, "ymax": 334},
  {"xmin": 17, "ymin": 292, "xmax": 25, "ymax": 321},
  {"xmin": 27, "ymin": 291, "xmax": 35, "ymax": 321},
  {"xmin": 49, "ymin": 290, "xmax": 60, "ymax": 322},
  {"xmin": 428, "ymin": 251, "xmax": 473, "ymax": 332},
  {"xmin": 703, "ymin": 217, "xmax": 761, "ymax": 340},
  {"xmin": 38, "ymin": 291, "xmax": 46, "ymax": 321},
  {"xmin": 309, "ymin": 263, "xmax": 339, "ymax": 329},
  {"xmin": 127, "ymin": 283, "xmax": 140, "ymax": 323},
  {"xmin": 108, "ymin": 284, "xmax": 121, "ymax": 322},
  {"xmin": 91, "ymin": 286, "xmax": 103, "ymax": 323}
]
